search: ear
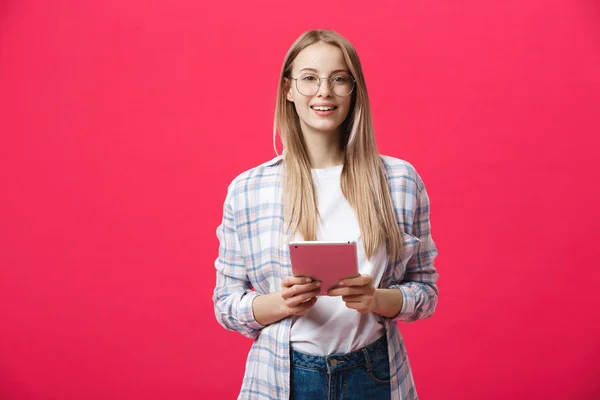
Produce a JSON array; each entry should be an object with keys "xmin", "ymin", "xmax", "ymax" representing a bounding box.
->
[{"xmin": 284, "ymin": 78, "xmax": 294, "ymax": 102}]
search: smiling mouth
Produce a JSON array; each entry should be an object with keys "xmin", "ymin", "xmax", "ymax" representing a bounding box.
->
[{"xmin": 310, "ymin": 105, "xmax": 337, "ymax": 111}]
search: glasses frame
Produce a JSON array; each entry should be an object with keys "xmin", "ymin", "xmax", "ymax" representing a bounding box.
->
[{"xmin": 289, "ymin": 73, "xmax": 356, "ymax": 97}]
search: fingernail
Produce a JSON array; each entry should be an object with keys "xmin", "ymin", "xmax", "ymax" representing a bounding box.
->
[
  {"xmin": 306, "ymin": 278, "xmax": 312, "ymax": 283},
  {"xmin": 338, "ymin": 281, "xmax": 344, "ymax": 286},
  {"xmin": 316, "ymin": 281, "xmax": 321, "ymax": 287}
]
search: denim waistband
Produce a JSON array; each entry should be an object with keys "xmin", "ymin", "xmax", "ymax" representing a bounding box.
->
[{"xmin": 290, "ymin": 335, "xmax": 388, "ymax": 373}]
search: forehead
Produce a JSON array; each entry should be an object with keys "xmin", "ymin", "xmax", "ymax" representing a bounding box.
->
[{"xmin": 292, "ymin": 42, "xmax": 348, "ymax": 74}]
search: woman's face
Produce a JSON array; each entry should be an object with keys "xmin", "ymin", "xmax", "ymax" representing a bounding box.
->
[{"xmin": 286, "ymin": 42, "xmax": 353, "ymax": 138}]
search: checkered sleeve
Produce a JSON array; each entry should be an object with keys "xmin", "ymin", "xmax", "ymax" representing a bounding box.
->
[
  {"xmin": 212, "ymin": 185, "xmax": 264, "ymax": 339},
  {"xmin": 390, "ymin": 175, "xmax": 439, "ymax": 323}
]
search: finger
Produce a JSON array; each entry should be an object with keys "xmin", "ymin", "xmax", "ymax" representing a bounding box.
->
[
  {"xmin": 328, "ymin": 287, "xmax": 364, "ymax": 297},
  {"xmin": 288, "ymin": 296, "xmax": 318, "ymax": 315},
  {"xmin": 285, "ymin": 289, "xmax": 321, "ymax": 307},
  {"xmin": 341, "ymin": 294, "xmax": 365, "ymax": 302},
  {"xmin": 338, "ymin": 274, "xmax": 372, "ymax": 287},
  {"xmin": 282, "ymin": 282, "xmax": 321, "ymax": 299},
  {"xmin": 286, "ymin": 289, "xmax": 321, "ymax": 307},
  {"xmin": 282, "ymin": 276, "xmax": 314, "ymax": 288}
]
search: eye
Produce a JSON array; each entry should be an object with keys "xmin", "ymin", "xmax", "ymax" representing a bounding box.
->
[
  {"xmin": 333, "ymin": 75, "xmax": 351, "ymax": 83},
  {"xmin": 300, "ymin": 74, "xmax": 318, "ymax": 81}
]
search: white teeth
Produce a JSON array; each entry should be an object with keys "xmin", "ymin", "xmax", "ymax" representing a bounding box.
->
[{"xmin": 312, "ymin": 106, "xmax": 334, "ymax": 111}]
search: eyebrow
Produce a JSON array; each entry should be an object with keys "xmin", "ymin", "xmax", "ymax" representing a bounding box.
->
[{"xmin": 299, "ymin": 68, "xmax": 350, "ymax": 75}]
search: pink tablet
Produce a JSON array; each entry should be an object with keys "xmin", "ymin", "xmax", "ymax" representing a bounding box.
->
[{"xmin": 289, "ymin": 241, "xmax": 360, "ymax": 296}]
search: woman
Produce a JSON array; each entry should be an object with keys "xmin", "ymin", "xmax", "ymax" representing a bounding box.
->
[{"xmin": 213, "ymin": 29, "xmax": 439, "ymax": 400}]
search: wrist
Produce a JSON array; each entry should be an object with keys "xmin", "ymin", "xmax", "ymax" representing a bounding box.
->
[
  {"xmin": 371, "ymin": 288, "xmax": 382, "ymax": 314},
  {"xmin": 252, "ymin": 292, "xmax": 291, "ymax": 326},
  {"xmin": 277, "ymin": 292, "xmax": 292, "ymax": 319},
  {"xmin": 371, "ymin": 288, "xmax": 404, "ymax": 318}
]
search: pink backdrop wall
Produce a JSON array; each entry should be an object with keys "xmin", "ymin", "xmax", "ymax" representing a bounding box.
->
[{"xmin": 1, "ymin": 0, "xmax": 599, "ymax": 399}]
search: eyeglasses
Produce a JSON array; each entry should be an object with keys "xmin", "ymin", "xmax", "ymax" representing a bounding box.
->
[{"xmin": 290, "ymin": 73, "xmax": 355, "ymax": 97}]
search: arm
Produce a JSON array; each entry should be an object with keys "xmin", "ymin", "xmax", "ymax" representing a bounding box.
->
[
  {"xmin": 251, "ymin": 293, "xmax": 288, "ymax": 326},
  {"xmin": 326, "ymin": 174, "xmax": 438, "ymax": 320},
  {"xmin": 212, "ymin": 187, "xmax": 322, "ymax": 336},
  {"xmin": 388, "ymin": 175, "xmax": 439, "ymax": 322},
  {"xmin": 212, "ymin": 186, "xmax": 264, "ymax": 339}
]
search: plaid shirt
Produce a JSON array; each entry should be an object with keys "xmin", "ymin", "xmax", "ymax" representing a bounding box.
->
[{"xmin": 213, "ymin": 155, "xmax": 439, "ymax": 400}]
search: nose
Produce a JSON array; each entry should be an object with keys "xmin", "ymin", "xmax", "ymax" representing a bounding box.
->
[{"xmin": 315, "ymin": 77, "xmax": 333, "ymax": 97}]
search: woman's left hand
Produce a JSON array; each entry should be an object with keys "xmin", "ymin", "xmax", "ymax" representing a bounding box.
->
[{"xmin": 327, "ymin": 274, "xmax": 377, "ymax": 314}]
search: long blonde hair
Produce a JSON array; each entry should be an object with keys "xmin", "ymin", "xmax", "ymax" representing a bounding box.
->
[{"xmin": 274, "ymin": 29, "xmax": 403, "ymax": 262}]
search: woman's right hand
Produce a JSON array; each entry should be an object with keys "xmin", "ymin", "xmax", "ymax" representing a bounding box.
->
[{"xmin": 281, "ymin": 276, "xmax": 321, "ymax": 316}]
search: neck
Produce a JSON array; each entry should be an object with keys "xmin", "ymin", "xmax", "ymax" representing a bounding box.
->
[{"xmin": 301, "ymin": 128, "xmax": 344, "ymax": 169}]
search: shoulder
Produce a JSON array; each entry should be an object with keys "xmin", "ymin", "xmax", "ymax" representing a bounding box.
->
[
  {"xmin": 379, "ymin": 154, "xmax": 424, "ymax": 191},
  {"xmin": 226, "ymin": 155, "xmax": 283, "ymax": 200}
]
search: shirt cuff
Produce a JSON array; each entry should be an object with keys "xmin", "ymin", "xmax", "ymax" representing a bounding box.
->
[
  {"xmin": 398, "ymin": 286, "xmax": 416, "ymax": 318},
  {"xmin": 239, "ymin": 290, "xmax": 265, "ymax": 330}
]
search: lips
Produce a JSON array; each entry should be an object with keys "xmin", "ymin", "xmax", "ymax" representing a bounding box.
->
[{"xmin": 310, "ymin": 104, "xmax": 337, "ymax": 111}]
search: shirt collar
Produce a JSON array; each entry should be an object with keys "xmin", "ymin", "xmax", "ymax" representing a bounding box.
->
[{"xmin": 264, "ymin": 154, "xmax": 284, "ymax": 167}]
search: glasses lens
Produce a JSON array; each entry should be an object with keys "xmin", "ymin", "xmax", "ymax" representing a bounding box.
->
[
  {"xmin": 296, "ymin": 74, "xmax": 319, "ymax": 96},
  {"xmin": 331, "ymin": 74, "xmax": 354, "ymax": 96}
]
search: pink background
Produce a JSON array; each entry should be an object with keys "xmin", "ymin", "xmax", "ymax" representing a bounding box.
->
[{"xmin": 1, "ymin": 0, "xmax": 599, "ymax": 399}]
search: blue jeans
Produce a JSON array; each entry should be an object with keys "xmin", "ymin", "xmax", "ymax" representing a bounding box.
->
[{"xmin": 290, "ymin": 335, "xmax": 391, "ymax": 400}]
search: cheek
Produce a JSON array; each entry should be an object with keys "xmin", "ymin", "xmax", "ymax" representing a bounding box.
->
[
  {"xmin": 293, "ymin": 98, "xmax": 310, "ymax": 113},
  {"xmin": 339, "ymin": 102, "xmax": 352, "ymax": 119}
]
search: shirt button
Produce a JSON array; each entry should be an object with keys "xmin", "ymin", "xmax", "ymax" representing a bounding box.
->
[{"xmin": 330, "ymin": 359, "xmax": 338, "ymax": 367}]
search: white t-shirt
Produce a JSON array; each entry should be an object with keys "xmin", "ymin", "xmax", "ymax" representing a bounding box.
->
[{"xmin": 289, "ymin": 164, "xmax": 388, "ymax": 356}]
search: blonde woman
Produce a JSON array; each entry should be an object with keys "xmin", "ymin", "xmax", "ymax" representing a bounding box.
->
[{"xmin": 213, "ymin": 29, "xmax": 439, "ymax": 400}]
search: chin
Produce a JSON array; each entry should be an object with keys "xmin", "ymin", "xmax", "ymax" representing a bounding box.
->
[
  {"xmin": 311, "ymin": 120, "xmax": 344, "ymax": 132},
  {"xmin": 312, "ymin": 126, "xmax": 341, "ymax": 135}
]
